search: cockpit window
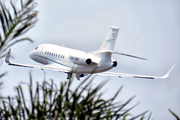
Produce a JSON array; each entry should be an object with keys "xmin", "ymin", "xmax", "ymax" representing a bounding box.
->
[{"xmin": 35, "ymin": 46, "xmax": 38, "ymax": 50}]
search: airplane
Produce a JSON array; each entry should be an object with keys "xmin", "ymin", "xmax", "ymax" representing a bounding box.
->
[{"xmin": 5, "ymin": 26, "xmax": 175, "ymax": 80}]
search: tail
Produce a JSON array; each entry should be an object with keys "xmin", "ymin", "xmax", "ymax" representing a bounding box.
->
[
  {"xmin": 99, "ymin": 26, "xmax": 119, "ymax": 51},
  {"xmin": 95, "ymin": 26, "xmax": 146, "ymax": 61}
]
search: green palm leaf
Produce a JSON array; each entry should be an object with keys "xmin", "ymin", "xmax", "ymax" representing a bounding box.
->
[
  {"xmin": 0, "ymin": 0, "xmax": 38, "ymax": 86},
  {"xmin": 169, "ymin": 109, "xmax": 180, "ymax": 120},
  {"xmin": 0, "ymin": 0, "xmax": 38, "ymax": 59}
]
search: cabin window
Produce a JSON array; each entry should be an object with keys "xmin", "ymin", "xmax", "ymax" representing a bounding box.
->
[{"xmin": 44, "ymin": 51, "xmax": 64, "ymax": 59}]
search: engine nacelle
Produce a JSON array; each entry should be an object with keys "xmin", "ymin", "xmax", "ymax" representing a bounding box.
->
[{"xmin": 69, "ymin": 55, "xmax": 92, "ymax": 65}]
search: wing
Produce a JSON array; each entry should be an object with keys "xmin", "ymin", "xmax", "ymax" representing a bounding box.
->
[
  {"xmin": 5, "ymin": 49, "xmax": 71, "ymax": 73},
  {"xmin": 96, "ymin": 65, "xmax": 176, "ymax": 79}
]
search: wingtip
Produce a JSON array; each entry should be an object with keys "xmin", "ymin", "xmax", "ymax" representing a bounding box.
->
[
  {"xmin": 5, "ymin": 49, "xmax": 11, "ymax": 64},
  {"xmin": 161, "ymin": 64, "xmax": 176, "ymax": 79}
]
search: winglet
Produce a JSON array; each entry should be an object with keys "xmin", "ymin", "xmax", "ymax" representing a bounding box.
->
[
  {"xmin": 160, "ymin": 64, "xmax": 176, "ymax": 78},
  {"xmin": 5, "ymin": 49, "xmax": 11, "ymax": 64}
]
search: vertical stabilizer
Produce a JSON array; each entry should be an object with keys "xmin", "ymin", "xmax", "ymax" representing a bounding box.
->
[{"xmin": 99, "ymin": 26, "xmax": 119, "ymax": 51}]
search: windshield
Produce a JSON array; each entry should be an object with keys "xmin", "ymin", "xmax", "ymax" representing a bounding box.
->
[{"xmin": 35, "ymin": 46, "xmax": 38, "ymax": 50}]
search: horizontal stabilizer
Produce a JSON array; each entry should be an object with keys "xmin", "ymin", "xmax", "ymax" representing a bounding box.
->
[
  {"xmin": 113, "ymin": 51, "xmax": 147, "ymax": 60},
  {"xmin": 96, "ymin": 50, "xmax": 147, "ymax": 60}
]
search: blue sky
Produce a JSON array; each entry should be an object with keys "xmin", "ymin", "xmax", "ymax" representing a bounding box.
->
[{"xmin": 1, "ymin": 0, "xmax": 180, "ymax": 119}]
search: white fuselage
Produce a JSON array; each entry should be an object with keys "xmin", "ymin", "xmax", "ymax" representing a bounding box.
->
[{"xmin": 29, "ymin": 44, "xmax": 115, "ymax": 74}]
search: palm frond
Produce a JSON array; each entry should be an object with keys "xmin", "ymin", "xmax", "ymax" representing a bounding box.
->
[
  {"xmin": 0, "ymin": 0, "xmax": 38, "ymax": 59},
  {"xmin": 0, "ymin": 0, "xmax": 38, "ymax": 91},
  {"xmin": 169, "ymin": 109, "xmax": 180, "ymax": 120},
  {"xmin": 0, "ymin": 74, "xmax": 150, "ymax": 119}
]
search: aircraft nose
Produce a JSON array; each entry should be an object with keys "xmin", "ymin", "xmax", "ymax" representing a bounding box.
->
[{"xmin": 29, "ymin": 50, "xmax": 35, "ymax": 59}]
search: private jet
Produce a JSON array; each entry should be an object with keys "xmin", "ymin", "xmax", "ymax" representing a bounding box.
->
[{"xmin": 5, "ymin": 26, "xmax": 175, "ymax": 80}]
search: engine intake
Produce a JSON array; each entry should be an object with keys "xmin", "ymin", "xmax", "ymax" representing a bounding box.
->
[
  {"xmin": 86, "ymin": 59, "xmax": 91, "ymax": 65},
  {"xmin": 113, "ymin": 61, "xmax": 117, "ymax": 67}
]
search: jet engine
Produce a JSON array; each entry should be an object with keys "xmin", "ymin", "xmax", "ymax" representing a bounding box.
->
[{"xmin": 69, "ymin": 55, "xmax": 92, "ymax": 65}]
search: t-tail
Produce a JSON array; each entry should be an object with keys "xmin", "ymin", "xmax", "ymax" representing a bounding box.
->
[
  {"xmin": 99, "ymin": 26, "xmax": 119, "ymax": 51},
  {"xmin": 96, "ymin": 26, "xmax": 147, "ymax": 60},
  {"xmin": 93, "ymin": 26, "xmax": 119, "ymax": 62}
]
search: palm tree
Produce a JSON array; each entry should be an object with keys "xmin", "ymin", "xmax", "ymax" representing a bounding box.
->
[
  {"xmin": 0, "ymin": 73, "xmax": 150, "ymax": 119},
  {"xmin": 0, "ymin": 0, "xmax": 38, "ymax": 81}
]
